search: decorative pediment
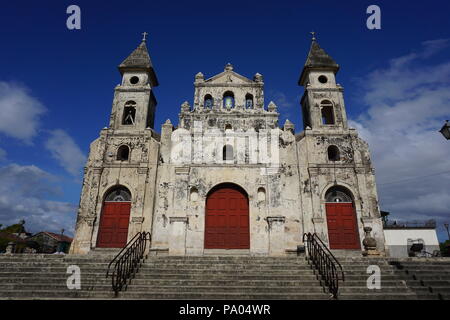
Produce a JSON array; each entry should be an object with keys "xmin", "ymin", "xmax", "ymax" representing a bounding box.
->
[{"xmin": 203, "ymin": 64, "xmax": 254, "ymax": 85}]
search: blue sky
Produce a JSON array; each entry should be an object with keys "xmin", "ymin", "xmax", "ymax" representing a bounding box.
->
[{"xmin": 0, "ymin": 1, "xmax": 449, "ymax": 242}]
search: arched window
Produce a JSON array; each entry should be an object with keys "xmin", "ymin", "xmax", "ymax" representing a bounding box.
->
[
  {"xmin": 327, "ymin": 145, "xmax": 340, "ymax": 161},
  {"xmin": 117, "ymin": 145, "xmax": 130, "ymax": 161},
  {"xmin": 325, "ymin": 186, "xmax": 353, "ymax": 203},
  {"xmin": 204, "ymin": 94, "xmax": 213, "ymax": 108},
  {"xmin": 223, "ymin": 144, "xmax": 233, "ymax": 161},
  {"xmin": 223, "ymin": 91, "xmax": 235, "ymax": 108},
  {"xmin": 245, "ymin": 93, "xmax": 254, "ymax": 109},
  {"xmin": 122, "ymin": 101, "xmax": 136, "ymax": 125},
  {"xmin": 105, "ymin": 186, "xmax": 131, "ymax": 202},
  {"xmin": 321, "ymin": 100, "xmax": 334, "ymax": 125},
  {"xmin": 225, "ymin": 123, "xmax": 232, "ymax": 130}
]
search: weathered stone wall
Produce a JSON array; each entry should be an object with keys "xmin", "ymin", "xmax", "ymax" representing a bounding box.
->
[
  {"xmin": 296, "ymin": 128, "xmax": 385, "ymax": 251},
  {"xmin": 71, "ymin": 58, "xmax": 386, "ymax": 256}
]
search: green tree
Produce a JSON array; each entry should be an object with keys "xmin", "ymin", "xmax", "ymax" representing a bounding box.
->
[{"xmin": 0, "ymin": 220, "xmax": 27, "ymax": 252}]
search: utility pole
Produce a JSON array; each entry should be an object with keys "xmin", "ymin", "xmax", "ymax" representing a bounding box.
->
[{"xmin": 444, "ymin": 223, "xmax": 450, "ymax": 241}]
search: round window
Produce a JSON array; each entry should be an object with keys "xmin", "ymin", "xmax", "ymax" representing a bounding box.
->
[
  {"xmin": 318, "ymin": 75, "xmax": 328, "ymax": 84},
  {"xmin": 129, "ymin": 76, "xmax": 139, "ymax": 85}
]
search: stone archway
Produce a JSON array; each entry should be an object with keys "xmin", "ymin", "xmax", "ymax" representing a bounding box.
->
[
  {"xmin": 204, "ymin": 183, "xmax": 249, "ymax": 249},
  {"xmin": 325, "ymin": 186, "xmax": 360, "ymax": 249},
  {"xmin": 97, "ymin": 186, "xmax": 131, "ymax": 248}
]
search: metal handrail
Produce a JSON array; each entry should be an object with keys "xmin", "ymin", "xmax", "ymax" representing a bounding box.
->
[
  {"xmin": 105, "ymin": 231, "xmax": 151, "ymax": 295},
  {"xmin": 302, "ymin": 232, "xmax": 345, "ymax": 299}
]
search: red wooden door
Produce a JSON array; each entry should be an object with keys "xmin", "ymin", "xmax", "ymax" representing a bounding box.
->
[
  {"xmin": 97, "ymin": 202, "xmax": 131, "ymax": 248},
  {"xmin": 326, "ymin": 203, "xmax": 360, "ymax": 249},
  {"xmin": 205, "ymin": 185, "xmax": 249, "ymax": 249}
]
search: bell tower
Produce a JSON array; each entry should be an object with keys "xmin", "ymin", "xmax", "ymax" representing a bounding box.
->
[
  {"xmin": 70, "ymin": 33, "xmax": 161, "ymax": 254},
  {"xmin": 299, "ymin": 33, "xmax": 349, "ymax": 131},
  {"xmin": 109, "ymin": 33, "xmax": 159, "ymax": 131}
]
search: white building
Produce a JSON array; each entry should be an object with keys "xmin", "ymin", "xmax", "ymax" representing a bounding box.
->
[{"xmin": 384, "ymin": 221, "xmax": 440, "ymax": 257}]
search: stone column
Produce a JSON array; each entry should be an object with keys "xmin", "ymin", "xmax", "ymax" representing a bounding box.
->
[
  {"xmin": 267, "ymin": 216, "xmax": 286, "ymax": 256},
  {"xmin": 169, "ymin": 217, "xmax": 188, "ymax": 256}
]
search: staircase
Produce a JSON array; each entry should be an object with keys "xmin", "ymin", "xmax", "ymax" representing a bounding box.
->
[
  {"xmin": 0, "ymin": 253, "xmax": 449, "ymax": 300},
  {"xmin": 322, "ymin": 255, "xmax": 450, "ymax": 300},
  {"xmin": 336, "ymin": 256, "xmax": 420, "ymax": 300},
  {"xmin": 0, "ymin": 254, "xmax": 329, "ymax": 300},
  {"xmin": 118, "ymin": 256, "xmax": 329, "ymax": 299},
  {"xmin": 0, "ymin": 253, "xmax": 116, "ymax": 299},
  {"xmin": 388, "ymin": 258, "xmax": 450, "ymax": 300}
]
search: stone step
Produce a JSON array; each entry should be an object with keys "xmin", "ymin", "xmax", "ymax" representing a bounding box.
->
[
  {"xmin": 0, "ymin": 271, "xmax": 319, "ymax": 281},
  {"xmin": 398, "ymin": 271, "xmax": 450, "ymax": 276},
  {"xmin": 1, "ymin": 284, "xmax": 114, "ymax": 291},
  {"xmin": 133, "ymin": 273, "xmax": 320, "ymax": 281},
  {"xmin": 0, "ymin": 290, "xmax": 115, "ymax": 299},
  {"xmin": 338, "ymin": 293, "xmax": 419, "ymax": 300},
  {"xmin": 0, "ymin": 272, "xmax": 108, "ymax": 279},
  {"xmin": 0, "ymin": 277, "xmax": 111, "ymax": 285},
  {"xmin": 138, "ymin": 263, "xmax": 394, "ymax": 270},
  {"xmin": 405, "ymin": 286, "xmax": 450, "ymax": 293},
  {"xmin": 0, "ymin": 266, "xmax": 113, "ymax": 273},
  {"xmin": 1, "ymin": 271, "xmax": 428, "ymax": 282},
  {"xmin": 407, "ymin": 280, "xmax": 450, "ymax": 286},
  {"xmin": 117, "ymin": 292, "xmax": 331, "ymax": 300},
  {"xmin": 123, "ymin": 285, "xmax": 326, "ymax": 294},
  {"xmin": 0, "ymin": 290, "xmax": 330, "ymax": 300},
  {"xmin": 0, "ymin": 263, "xmax": 111, "ymax": 268}
]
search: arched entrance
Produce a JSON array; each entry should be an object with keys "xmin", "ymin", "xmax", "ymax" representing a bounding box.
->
[
  {"xmin": 325, "ymin": 186, "xmax": 360, "ymax": 249},
  {"xmin": 97, "ymin": 186, "xmax": 131, "ymax": 248},
  {"xmin": 204, "ymin": 183, "xmax": 250, "ymax": 249}
]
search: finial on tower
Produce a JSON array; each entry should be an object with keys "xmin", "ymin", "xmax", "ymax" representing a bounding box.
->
[
  {"xmin": 310, "ymin": 31, "xmax": 316, "ymax": 41},
  {"xmin": 142, "ymin": 32, "xmax": 148, "ymax": 42}
]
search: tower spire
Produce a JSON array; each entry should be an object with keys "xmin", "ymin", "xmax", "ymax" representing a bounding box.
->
[
  {"xmin": 118, "ymin": 37, "xmax": 159, "ymax": 87},
  {"xmin": 298, "ymin": 36, "xmax": 339, "ymax": 86}
]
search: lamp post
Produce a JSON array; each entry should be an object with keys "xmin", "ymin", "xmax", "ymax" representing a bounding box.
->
[
  {"xmin": 439, "ymin": 120, "xmax": 450, "ymax": 140},
  {"xmin": 444, "ymin": 223, "xmax": 450, "ymax": 241}
]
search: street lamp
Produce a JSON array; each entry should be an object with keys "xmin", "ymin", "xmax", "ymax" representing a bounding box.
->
[
  {"xmin": 439, "ymin": 120, "xmax": 450, "ymax": 140},
  {"xmin": 445, "ymin": 223, "xmax": 450, "ymax": 241}
]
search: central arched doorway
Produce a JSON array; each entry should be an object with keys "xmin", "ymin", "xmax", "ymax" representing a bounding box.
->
[
  {"xmin": 97, "ymin": 186, "xmax": 131, "ymax": 248},
  {"xmin": 325, "ymin": 186, "xmax": 360, "ymax": 249},
  {"xmin": 204, "ymin": 183, "xmax": 250, "ymax": 249}
]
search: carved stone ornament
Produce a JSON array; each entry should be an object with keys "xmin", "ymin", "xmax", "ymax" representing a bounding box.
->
[{"xmin": 362, "ymin": 226, "xmax": 380, "ymax": 256}]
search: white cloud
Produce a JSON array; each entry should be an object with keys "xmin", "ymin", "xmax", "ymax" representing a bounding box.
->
[
  {"xmin": 0, "ymin": 81, "xmax": 46, "ymax": 143},
  {"xmin": 0, "ymin": 164, "xmax": 76, "ymax": 235},
  {"xmin": 45, "ymin": 129, "xmax": 86, "ymax": 176},
  {"xmin": 349, "ymin": 39, "xmax": 450, "ymax": 241}
]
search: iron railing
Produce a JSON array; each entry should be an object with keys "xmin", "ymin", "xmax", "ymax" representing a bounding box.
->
[
  {"xmin": 106, "ymin": 231, "xmax": 151, "ymax": 295},
  {"xmin": 302, "ymin": 232, "xmax": 345, "ymax": 299}
]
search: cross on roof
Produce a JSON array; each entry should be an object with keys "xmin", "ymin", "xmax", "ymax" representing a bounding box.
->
[
  {"xmin": 142, "ymin": 32, "xmax": 148, "ymax": 42},
  {"xmin": 310, "ymin": 31, "xmax": 316, "ymax": 41}
]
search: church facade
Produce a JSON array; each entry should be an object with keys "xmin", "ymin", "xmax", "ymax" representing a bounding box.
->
[{"xmin": 69, "ymin": 36, "xmax": 386, "ymax": 256}]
